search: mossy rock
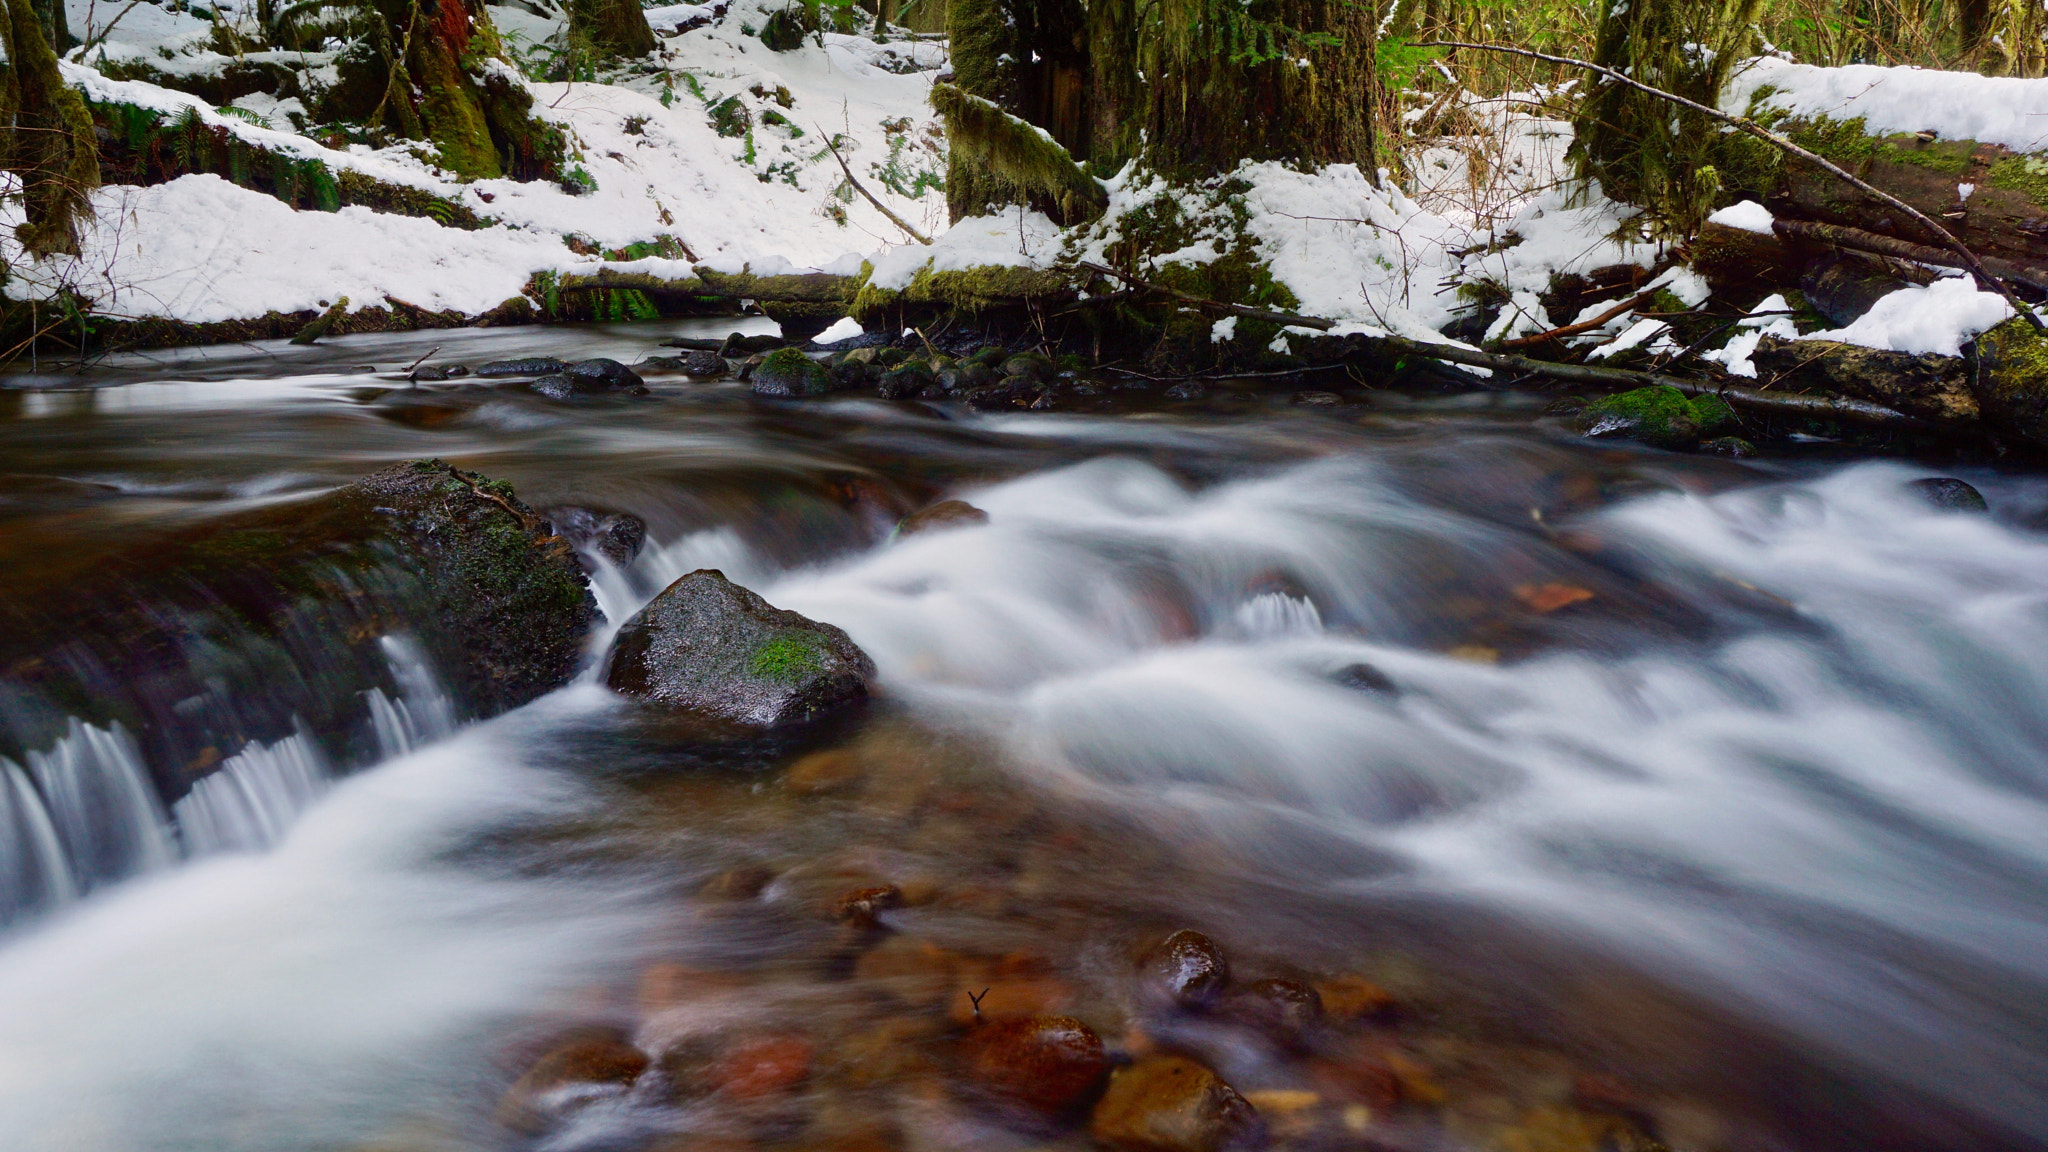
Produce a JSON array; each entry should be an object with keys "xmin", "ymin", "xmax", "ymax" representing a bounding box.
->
[
  {"xmin": 1974, "ymin": 317, "xmax": 2048, "ymax": 446},
  {"xmin": 1576, "ymin": 387, "xmax": 1735, "ymax": 450},
  {"xmin": 759, "ymin": 6, "xmax": 812, "ymax": 51},
  {"xmin": 878, "ymin": 360, "xmax": 935, "ymax": 399},
  {"xmin": 848, "ymin": 262, "xmax": 1078, "ymax": 330},
  {"xmin": 0, "ymin": 459, "xmax": 595, "ymax": 794},
  {"xmin": 600, "ymin": 569, "xmax": 874, "ymax": 728},
  {"xmin": 750, "ymin": 346, "xmax": 833, "ymax": 397}
]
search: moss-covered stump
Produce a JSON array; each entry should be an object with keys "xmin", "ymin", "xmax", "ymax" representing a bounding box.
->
[
  {"xmin": 1751, "ymin": 336, "xmax": 1978, "ymax": 424},
  {"xmin": 600, "ymin": 569, "xmax": 875, "ymax": 729},
  {"xmin": 1574, "ymin": 387, "xmax": 1736, "ymax": 450},
  {"xmin": 0, "ymin": 460, "xmax": 596, "ymax": 801},
  {"xmin": 1972, "ymin": 317, "xmax": 2048, "ymax": 446}
]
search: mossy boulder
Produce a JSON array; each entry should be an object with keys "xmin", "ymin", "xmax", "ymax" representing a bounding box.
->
[
  {"xmin": 600, "ymin": 569, "xmax": 875, "ymax": 728},
  {"xmin": 1576, "ymin": 387, "xmax": 1735, "ymax": 450},
  {"xmin": 750, "ymin": 346, "xmax": 833, "ymax": 397},
  {"xmin": 0, "ymin": 460, "xmax": 596, "ymax": 798},
  {"xmin": 1973, "ymin": 318, "xmax": 2048, "ymax": 446}
]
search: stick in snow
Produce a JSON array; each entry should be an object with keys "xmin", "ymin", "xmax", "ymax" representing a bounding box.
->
[
  {"xmin": 819, "ymin": 128, "xmax": 932, "ymax": 246},
  {"xmin": 1413, "ymin": 39, "xmax": 2047, "ymax": 333}
]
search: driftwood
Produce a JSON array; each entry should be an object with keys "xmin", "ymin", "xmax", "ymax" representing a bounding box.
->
[
  {"xmin": 1414, "ymin": 40, "xmax": 2046, "ymax": 333},
  {"xmin": 1498, "ymin": 287, "xmax": 1663, "ymax": 349}
]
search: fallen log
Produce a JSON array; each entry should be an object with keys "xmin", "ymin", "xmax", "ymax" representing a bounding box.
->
[{"xmin": 1771, "ymin": 219, "xmax": 2048, "ymax": 292}]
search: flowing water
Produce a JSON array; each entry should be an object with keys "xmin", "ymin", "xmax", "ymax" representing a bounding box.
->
[{"xmin": 1, "ymin": 321, "xmax": 2045, "ymax": 1152}]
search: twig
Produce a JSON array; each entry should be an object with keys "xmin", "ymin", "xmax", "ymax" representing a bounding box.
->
[
  {"xmin": 1413, "ymin": 40, "xmax": 2047, "ymax": 332},
  {"xmin": 819, "ymin": 128, "xmax": 932, "ymax": 245},
  {"xmin": 78, "ymin": 0, "xmax": 151, "ymax": 56},
  {"xmin": 1077, "ymin": 262, "xmax": 1335, "ymax": 331},
  {"xmin": 1498, "ymin": 286, "xmax": 1662, "ymax": 348},
  {"xmin": 967, "ymin": 988, "xmax": 989, "ymax": 1020},
  {"xmin": 404, "ymin": 344, "xmax": 442, "ymax": 379}
]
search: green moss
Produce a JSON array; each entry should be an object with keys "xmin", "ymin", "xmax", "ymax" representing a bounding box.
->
[
  {"xmin": 1582, "ymin": 386, "xmax": 1734, "ymax": 449},
  {"xmin": 1987, "ymin": 154, "xmax": 2048, "ymax": 209},
  {"xmin": 751, "ymin": 635, "xmax": 825, "ymax": 680},
  {"xmin": 709, "ymin": 95, "xmax": 751, "ymax": 138},
  {"xmin": 929, "ymin": 83, "xmax": 1106, "ymax": 224}
]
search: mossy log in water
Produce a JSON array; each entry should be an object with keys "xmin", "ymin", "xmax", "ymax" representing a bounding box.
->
[{"xmin": 0, "ymin": 460, "xmax": 595, "ymax": 802}]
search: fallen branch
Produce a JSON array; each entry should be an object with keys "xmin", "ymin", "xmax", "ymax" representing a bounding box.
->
[
  {"xmin": 819, "ymin": 128, "xmax": 932, "ymax": 246},
  {"xmin": 1498, "ymin": 287, "xmax": 1663, "ymax": 349},
  {"xmin": 1770, "ymin": 219, "xmax": 2048, "ymax": 292},
  {"xmin": 289, "ymin": 296, "xmax": 349, "ymax": 345},
  {"xmin": 1077, "ymin": 262, "xmax": 1336, "ymax": 331},
  {"xmin": 1413, "ymin": 39, "xmax": 2047, "ymax": 333}
]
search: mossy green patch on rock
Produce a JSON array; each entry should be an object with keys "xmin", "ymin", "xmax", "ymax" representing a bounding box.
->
[
  {"xmin": 1987, "ymin": 154, "xmax": 2048, "ymax": 209},
  {"xmin": 750, "ymin": 636, "xmax": 827, "ymax": 681},
  {"xmin": 1578, "ymin": 386, "xmax": 1734, "ymax": 450},
  {"xmin": 750, "ymin": 346, "xmax": 834, "ymax": 397},
  {"xmin": 1974, "ymin": 317, "xmax": 2048, "ymax": 445}
]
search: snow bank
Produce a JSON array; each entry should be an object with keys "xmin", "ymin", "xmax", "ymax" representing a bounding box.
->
[
  {"xmin": 2, "ymin": 176, "xmax": 572, "ymax": 323},
  {"xmin": 867, "ymin": 210, "xmax": 1063, "ymax": 292},
  {"xmin": 1724, "ymin": 57, "xmax": 2048, "ymax": 153},
  {"xmin": 1805, "ymin": 275, "xmax": 2015, "ymax": 357}
]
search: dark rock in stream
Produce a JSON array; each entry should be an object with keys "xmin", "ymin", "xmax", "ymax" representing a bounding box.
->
[
  {"xmin": 476, "ymin": 357, "xmax": 571, "ymax": 378},
  {"xmin": 601, "ymin": 569, "xmax": 875, "ymax": 728},
  {"xmin": 750, "ymin": 347, "xmax": 834, "ymax": 398},
  {"xmin": 681, "ymin": 350, "xmax": 728, "ymax": 378},
  {"xmin": 1090, "ymin": 1055, "xmax": 1262, "ymax": 1152},
  {"xmin": 897, "ymin": 499, "xmax": 989, "ymax": 538},
  {"xmin": 1143, "ymin": 930, "xmax": 1231, "ymax": 1010},
  {"xmin": 0, "ymin": 460, "xmax": 597, "ymax": 804},
  {"xmin": 542, "ymin": 507, "xmax": 648, "ymax": 568},
  {"xmin": 1910, "ymin": 477, "xmax": 1989, "ymax": 511},
  {"xmin": 959, "ymin": 1015, "xmax": 1110, "ymax": 1119},
  {"xmin": 564, "ymin": 357, "xmax": 645, "ymax": 392}
]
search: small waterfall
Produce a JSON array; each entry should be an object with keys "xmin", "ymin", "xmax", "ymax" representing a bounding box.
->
[
  {"xmin": 0, "ymin": 761, "xmax": 77, "ymax": 920},
  {"xmin": 173, "ymin": 733, "xmax": 328, "ymax": 856},
  {"xmin": 365, "ymin": 635, "xmax": 457, "ymax": 759},
  {"xmin": 1234, "ymin": 592, "xmax": 1324, "ymax": 639},
  {"xmin": 24, "ymin": 720, "xmax": 175, "ymax": 894}
]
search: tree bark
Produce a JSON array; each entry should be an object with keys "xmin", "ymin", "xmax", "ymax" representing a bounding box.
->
[
  {"xmin": 0, "ymin": 0, "xmax": 100, "ymax": 257},
  {"xmin": 567, "ymin": 0, "xmax": 656, "ymax": 60}
]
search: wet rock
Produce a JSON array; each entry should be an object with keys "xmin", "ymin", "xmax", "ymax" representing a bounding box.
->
[
  {"xmin": 564, "ymin": 357, "xmax": 646, "ymax": 393},
  {"xmin": 959, "ymin": 1015, "xmax": 1111, "ymax": 1119},
  {"xmin": 661, "ymin": 336, "xmax": 726, "ymax": 351},
  {"xmin": 1000, "ymin": 352, "xmax": 1054, "ymax": 382},
  {"xmin": 1291, "ymin": 391, "xmax": 1342, "ymax": 406},
  {"xmin": 682, "ymin": 350, "xmax": 729, "ymax": 378},
  {"xmin": 530, "ymin": 374, "xmax": 577, "ymax": 400},
  {"xmin": 542, "ymin": 506, "xmax": 647, "ymax": 568},
  {"xmin": 1227, "ymin": 978, "xmax": 1323, "ymax": 1049},
  {"xmin": 410, "ymin": 365, "xmax": 449, "ymax": 382},
  {"xmin": 496, "ymin": 1027, "xmax": 649, "ymax": 1133},
  {"xmin": 1331, "ymin": 663, "xmax": 1397, "ymax": 697},
  {"xmin": 751, "ymin": 347, "xmax": 834, "ymax": 398},
  {"xmin": 476, "ymin": 356, "xmax": 571, "ymax": 378},
  {"xmin": 1910, "ymin": 477, "xmax": 1988, "ymax": 511},
  {"xmin": 897, "ymin": 499, "xmax": 989, "ymax": 538},
  {"xmin": 1165, "ymin": 381, "xmax": 1208, "ymax": 401},
  {"xmin": 963, "ymin": 382, "xmax": 1022, "ymax": 411},
  {"xmin": 699, "ymin": 862, "xmax": 777, "ymax": 901},
  {"xmin": 601, "ymin": 569, "xmax": 876, "ymax": 728},
  {"xmin": 1574, "ymin": 387, "xmax": 1734, "ymax": 451},
  {"xmin": 1699, "ymin": 435, "xmax": 1757, "ymax": 458},
  {"xmin": 783, "ymin": 747, "xmax": 863, "ymax": 794},
  {"xmin": 833, "ymin": 884, "xmax": 903, "ymax": 927},
  {"xmin": 710, "ymin": 1034, "xmax": 813, "ymax": 1099},
  {"xmin": 878, "ymin": 361, "xmax": 936, "ymax": 399},
  {"xmin": 443, "ymin": 364, "xmax": 470, "ymax": 378},
  {"xmin": 1143, "ymin": 930, "xmax": 1230, "ymax": 1010},
  {"xmin": 1090, "ymin": 1055, "xmax": 1263, "ymax": 1152},
  {"xmin": 830, "ymin": 357, "xmax": 872, "ymax": 391},
  {"xmin": 1313, "ymin": 975, "xmax": 1398, "ymax": 1024},
  {"xmin": 720, "ymin": 332, "xmax": 789, "ymax": 358}
]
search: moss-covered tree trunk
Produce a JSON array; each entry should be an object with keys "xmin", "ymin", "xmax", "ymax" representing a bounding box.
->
[
  {"xmin": 0, "ymin": 0, "xmax": 100, "ymax": 256},
  {"xmin": 1571, "ymin": 0, "xmax": 1761, "ymax": 232},
  {"xmin": 1146, "ymin": 0, "xmax": 1378, "ymax": 179},
  {"xmin": 367, "ymin": 0, "xmax": 505, "ymax": 179},
  {"xmin": 28, "ymin": 0, "xmax": 68, "ymax": 51},
  {"xmin": 567, "ymin": 0, "xmax": 656, "ymax": 61}
]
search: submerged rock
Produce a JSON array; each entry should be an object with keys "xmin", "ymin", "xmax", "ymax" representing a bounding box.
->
[
  {"xmin": 1090, "ymin": 1056, "xmax": 1262, "ymax": 1152},
  {"xmin": 1909, "ymin": 477, "xmax": 1989, "ymax": 511},
  {"xmin": 682, "ymin": 350, "xmax": 728, "ymax": 378},
  {"xmin": 959, "ymin": 1014, "xmax": 1110, "ymax": 1119},
  {"xmin": 564, "ymin": 357, "xmax": 646, "ymax": 392},
  {"xmin": 897, "ymin": 499, "xmax": 989, "ymax": 538},
  {"xmin": 750, "ymin": 347, "xmax": 834, "ymax": 398},
  {"xmin": 1143, "ymin": 930, "xmax": 1231, "ymax": 1010},
  {"xmin": 542, "ymin": 506, "xmax": 647, "ymax": 568},
  {"xmin": 496, "ymin": 1027, "xmax": 649, "ymax": 1134},
  {"xmin": 602, "ymin": 569, "xmax": 875, "ymax": 727}
]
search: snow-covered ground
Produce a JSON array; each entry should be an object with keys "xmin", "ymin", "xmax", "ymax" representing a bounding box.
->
[
  {"xmin": 7, "ymin": 0, "xmax": 948, "ymax": 321},
  {"xmin": 4, "ymin": 15, "xmax": 2036, "ymax": 366}
]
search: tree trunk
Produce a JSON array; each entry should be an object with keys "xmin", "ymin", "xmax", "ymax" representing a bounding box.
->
[
  {"xmin": 0, "ymin": 0, "xmax": 100, "ymax": 257},
  {"xmin": 567, "ymin": 0, "xmax": 656, "ymax": 60},
  {"xmin": 366, "ymin": 0, "xmax": 505, "ymax": 179},
  {"xmin": 28, "ymin": 0, "xmax": 68, "ymax": 51},
  {"xmin": 1146, "ymin": 0, "xmax": 1378, "ymax": 179}
]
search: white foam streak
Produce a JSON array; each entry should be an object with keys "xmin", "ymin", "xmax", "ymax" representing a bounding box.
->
[{"xmin": 173, "ymin": 734, "xmax": 328, "ymax": 856}]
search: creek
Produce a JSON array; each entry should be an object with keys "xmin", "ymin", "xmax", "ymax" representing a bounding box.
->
[{"xmin": 0, "ymin": 319, "xmax": 2044, "ymax": 1152}]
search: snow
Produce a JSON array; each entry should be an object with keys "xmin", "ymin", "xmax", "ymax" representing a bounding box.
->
[
  {"xmin": 1586, "ymin": 317, "xmax": 1670, "ymax": 360},
  {"xmin": 1724, "ymin": 57, "xmax": 2048, "ymax": 154},
  {"xmin": 1210, "ymin": 316, "xmax": 1237, "ymax": 342},
  {"xmin": 1805, "ymin": 275, "xmax": 2014, "ymax": 357},
  {"xmin": 812, "ymin": 315, "xmax": 864, "ymax": 343},
  {"xmin": 15, "ymin": 0, "xmax": 950, "ymax": 324},
  {"xmin": 867, "ymin": 209, "xmax": 1062, "ymax": 292},
  {"xmin": 1709, "ymin": 199, "xmax": 1776, "ymax": 234}
]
